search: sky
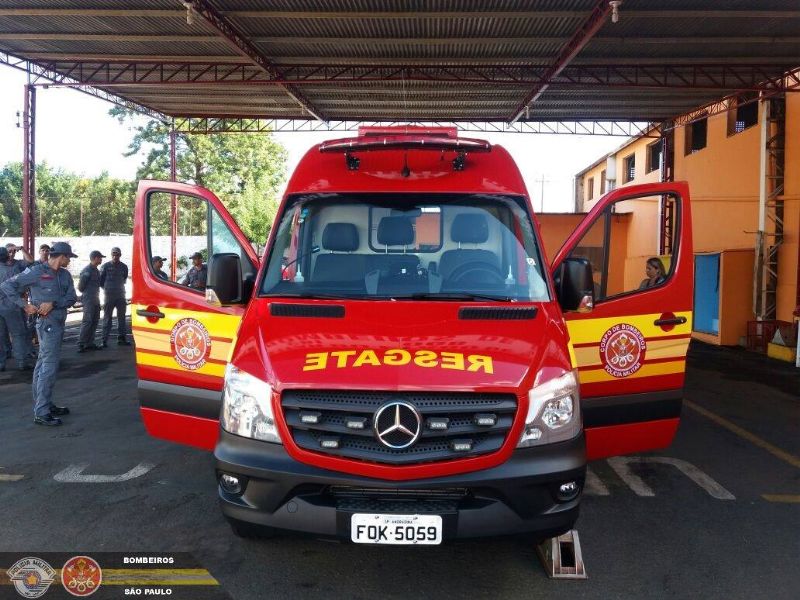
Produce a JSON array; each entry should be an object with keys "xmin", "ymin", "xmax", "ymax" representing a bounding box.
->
[{"xmin": 0, "ymin": 65, "xmax": 624, "ymax": 213}]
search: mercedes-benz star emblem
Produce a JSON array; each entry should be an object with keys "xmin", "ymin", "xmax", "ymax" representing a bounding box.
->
[{"xmin": 374, "ymin": 401, "xmax": 422, "ymax": 449}]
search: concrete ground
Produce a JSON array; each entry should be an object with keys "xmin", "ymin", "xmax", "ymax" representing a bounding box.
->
[{"xmin": 0, "ymin": 327, "xmax": 798, "ymax": 599}]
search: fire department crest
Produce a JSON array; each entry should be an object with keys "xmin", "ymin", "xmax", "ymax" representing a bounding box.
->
[
  {"xmin": 61, "ymin": 556, "xmax": 102, "ymax": 597},
  {"xmin": 170, "ymin": 318, "xmax": 212, "ymax": 370},
  {"xmin": 599, "ymin": 323, "xmax": 646, "ymax": 378},
  {"xmin": 6, "ymin": 557, "xmax": 56, "ymax": 598}
]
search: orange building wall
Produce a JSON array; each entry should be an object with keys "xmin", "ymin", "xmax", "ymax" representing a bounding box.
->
[
  {"xmin": 673, "ymin": 113, "xmax": 761, "ymax": 253},
  {"xmin": 577, "ymin": 96, "xmax": 799, "ymax": 336},
  {"xmin": 536, "ymin": 213, "xmax": 585, "ymax": 264}
]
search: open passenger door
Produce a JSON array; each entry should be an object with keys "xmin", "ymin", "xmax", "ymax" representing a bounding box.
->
[
  {"xmin": 551, "ymin": 182, "xmax": 693, "ymax": 460},
  {"xmin": 131, "ymin": 181, "xmax": 259, "ymax": 450}
]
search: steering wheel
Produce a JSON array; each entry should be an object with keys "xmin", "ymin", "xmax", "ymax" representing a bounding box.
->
[{"xmin": 446, "ymin": 261, "xmax": 505, "ymax": 285}]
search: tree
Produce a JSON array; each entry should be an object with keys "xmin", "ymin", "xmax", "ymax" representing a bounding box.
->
[
  {"xmin": 110, "ymin": 108, "xmax": 288, "ymax": 243},
  {"xmin": 0, "ymin": 162, "xmax": 135, "ymax": 237}
]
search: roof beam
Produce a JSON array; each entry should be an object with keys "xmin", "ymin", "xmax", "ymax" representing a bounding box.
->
[
  {"xmin": 2, "ymin": 9, "xmax": 797, "ymax": 19},
  {"xmin": 510, "ymin": 0, "xmax": 613, "ymax": 124},
  {"xmin": 172, "ymin": 118, "xmax": 655, "ymax": 137},
  {"xmin": 186, "ymin": 0, "xmax": 326, "ymax": 123},
  {"xmin": 7, "ymin": 33, "xmax": 800, "ymax": 45},
  {"xmin": 15, "ymin": 53, "xmax": 800, "ymax": 67}
]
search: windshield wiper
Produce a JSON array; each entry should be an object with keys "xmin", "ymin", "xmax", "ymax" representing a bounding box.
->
[{"xmin": 404, "ymin": 292, "xmax": 515, "ymax": 302}]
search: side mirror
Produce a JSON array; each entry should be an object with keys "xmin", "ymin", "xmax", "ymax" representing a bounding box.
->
[
  {"xmin": 206, "ymin": 253, "xmax": 243, "ymax": 305},
  {"xmin": 554, "ymin": 258, "xmax": 595, "ymax": 312}
]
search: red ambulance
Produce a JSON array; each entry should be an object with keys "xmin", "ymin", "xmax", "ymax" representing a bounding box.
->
[{"xmin": 131, "ymin": 127, "xmax": 692, "ymax": 543}]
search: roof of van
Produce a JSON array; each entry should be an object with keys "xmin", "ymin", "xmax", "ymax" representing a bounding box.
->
[{"xmin": 284, "ymin": 134, "xmax": 528, "ymax": 198}]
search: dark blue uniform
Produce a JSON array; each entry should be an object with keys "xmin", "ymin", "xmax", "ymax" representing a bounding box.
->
[
  {"xmin": 78, "ymin": 264, "xmax": 101, "ymax": 349},
  {"xmin": 1, "ymin": 262, "xmax": 77, "ymax": 416},
  {"xmin": 100, "ymin": 260, "xmax": 129, "ymax": 344},
  {"xmin": 0, "ymin": 259, "xmax": 30, "ymax": 370},
  {"xmin": 181, "ymin": 264, "xmax": 207, "ymax": 290}
]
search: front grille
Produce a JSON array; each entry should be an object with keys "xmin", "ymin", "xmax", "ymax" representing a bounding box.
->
[{"xmin": 281, "ymin": 390, "xmax": 518, "ymax": 465}]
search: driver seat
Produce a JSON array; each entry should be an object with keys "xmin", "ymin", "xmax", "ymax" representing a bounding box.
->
[{"xmin": 439, "ymin": 213, "xmax": 500, "ymax": 282}]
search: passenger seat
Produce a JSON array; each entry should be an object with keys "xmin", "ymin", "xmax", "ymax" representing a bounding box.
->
[
  {"xmin": 368, "ymin": 216, "xmax": 421, "ymax": 275},
  {"xmin": 439, "ymin": 214, "xmax": 500, "ymax": 281},
  {"xmin": 312, "ymin": 222, "xmax": 366, "ymax": 284}
]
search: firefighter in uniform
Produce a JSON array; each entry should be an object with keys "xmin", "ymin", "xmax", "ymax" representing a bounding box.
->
[
  {"xmin": 152, "ymin": 256, "xmax": 169, "ymax": 280},
  {"xmin": 77, "ymin": 250, "xmax": 105, "ymax": 352},
  {"xmin": 100, "ymin": 246, "xmax": 131, "ymax": 347},
  {"xmin": 0, "ymin": 244, "xmax": 34, "ymax": 370},
  {"xmin": 181, "ymin": 252, "xmax": 207, "ymax": 291},
  {"xmin": 0, "ymin": 242, "xmax": 77, "ymax": 426}
]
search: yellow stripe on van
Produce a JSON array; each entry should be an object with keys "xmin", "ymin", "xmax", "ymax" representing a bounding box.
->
[
  {"xmin": 565, "ymin": 311, "xmax": 692, "ymax": 345},
  {"xmin": 135, "ymin": 350, "xmax": 227, "ymax": 379},
  {"xmin": 131, "ymin": 304, "xmax": 242, "ymax": 339},
  {"xmin": 577, "ymin": 358, "xmax": 685, "ymax": 384},
  {"xmin": 573, "ymin": 337, "xmax": 690, "ymax": 368}
]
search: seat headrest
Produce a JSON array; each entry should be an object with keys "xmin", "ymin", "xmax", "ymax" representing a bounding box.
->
[
  {"xmin": 451, "ymin": 214, "xmax": 489, "ymax": 244},
  {"xmin": 322, "ymin": 222, "xmax": 359, "ymax": 252},
  {"xmin": 377, "ymin": 216, "xmax": 415, "ymax": 246}
]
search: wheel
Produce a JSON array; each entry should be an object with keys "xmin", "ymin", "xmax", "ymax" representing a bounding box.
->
[{"xmin": 226, "ymin": 518, "xmax": 276, "ymax": 539}]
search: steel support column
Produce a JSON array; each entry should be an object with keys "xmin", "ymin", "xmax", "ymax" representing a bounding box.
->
[
  {"xmin": 753, "ymin": 96, "xmax": 786, "ymax": 320},
  {"xmin": 659, "ymin": 120, "xmax": 675, "ymax": 255},
  {"xmin": 169, "ymin": 123, "xmax": 177, "ymax": 281},
  {"xmin": 21, "ymin": 84, "xmax": 36, "ymax": 255}
]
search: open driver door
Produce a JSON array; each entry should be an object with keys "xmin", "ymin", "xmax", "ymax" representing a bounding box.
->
[
  {"xmin": 551, "ymin": 182, "xmax": 693, "ymax": 460},
  {"xmin": 131, "ymin": 181, "xmax": 258, "ymax": 450}
]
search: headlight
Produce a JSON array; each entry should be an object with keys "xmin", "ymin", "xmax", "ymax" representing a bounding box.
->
[
  {"xmin": 221, "ymin": 364, "xmax": 281, "ymax": 443},
  {"xmin": 517, "ymin": 370, "xmax": 581, "ymax": 448}
]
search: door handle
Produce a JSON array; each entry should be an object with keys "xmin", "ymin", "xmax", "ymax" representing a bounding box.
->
[
  {"xmin": 137, "ymin": 309, "xmax": 165, "ymax": 319},
  {"xmin": 654, "ymin": 316, "xmax": 687, "ymax": 326}
]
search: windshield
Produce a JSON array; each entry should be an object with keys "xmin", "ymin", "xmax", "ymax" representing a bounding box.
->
[{"xmin": 260, "ymin": 193, "xmax": 550, "ymax": 302}]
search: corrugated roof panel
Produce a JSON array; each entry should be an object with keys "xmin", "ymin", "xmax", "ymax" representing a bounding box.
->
[
  {"xmin": 1, "ymin": 0, "xmax": 798, "ymax": 123},
  {"xmin": 230, "ymin": 15, "xmax": 585, "ymax": 39}
]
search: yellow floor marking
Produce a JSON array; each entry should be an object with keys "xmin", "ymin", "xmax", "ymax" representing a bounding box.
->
[
  {"xmin": 0, "ymin": 468, "xmax": 24, "ymax": 482},
  {"xmin": 685, "ymin": 400, "xmax": 800, "ymax": 469},
  {"xmin": 761, "ymin": 494, "xmax": 800, "ymax": 503}
]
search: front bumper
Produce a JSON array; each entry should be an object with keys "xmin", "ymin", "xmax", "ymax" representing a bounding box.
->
[{"xmin": 214, "ymin": 429, "xmax": 586, "ymax": 541}]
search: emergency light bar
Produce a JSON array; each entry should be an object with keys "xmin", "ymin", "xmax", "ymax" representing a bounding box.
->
[{"xmin": 319, "ymin": 135, "xmax": 492, "ymax": 155}]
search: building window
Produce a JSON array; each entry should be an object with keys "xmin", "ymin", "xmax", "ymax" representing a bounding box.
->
[
  {"xmin": 684, "ymin": 117, "xmax": 708, "ymax": 155},
  {"xmin": 600, "ymin": 169, "xmax": 606, "ymax": 194},
  {"xmin": 647, "ymin": 140, "xmax": 662, "ymax": 173},
  {"xmin": 623, "ymin": 154, "xmax": 635, "ymax": 183},
  {"xmin": 727, "ymin": 95, "xmax": 758, "ymax": 135},
  {"xmin": 587, "ymin": 177, "xmax": 594, "ymax": 200}
]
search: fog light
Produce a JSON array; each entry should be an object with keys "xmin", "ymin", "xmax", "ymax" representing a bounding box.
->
[
  {"xmin": 320, "ymin": 437, "xmax": 340, "ymax": 449},
  {"xmin": 525, "ymin": 426, "xmax": 542, "ymax": 441},
  {"xmin": 557, "ymin": 480, "xmax": 581, "ymax": 502},
  {"xmin": 220, "ymin": 473, "xmax": 242, "ymax": 495}
]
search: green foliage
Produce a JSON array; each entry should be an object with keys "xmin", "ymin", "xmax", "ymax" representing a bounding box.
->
[
  {"xmin": 0, "ymin": 111, "xmax": 287, "ymax": 243},
  {"xmin": 0, "ymin": 162, "xmax": 135, "ymax": 236},
  {"xmin": 110, "ymin": 108, "xmax": 288, "ymax": 244}
]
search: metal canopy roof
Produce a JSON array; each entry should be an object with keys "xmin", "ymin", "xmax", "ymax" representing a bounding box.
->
[{"xmin": 1, "ymin": 1, "xmax": 799, "ymax": 128}]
